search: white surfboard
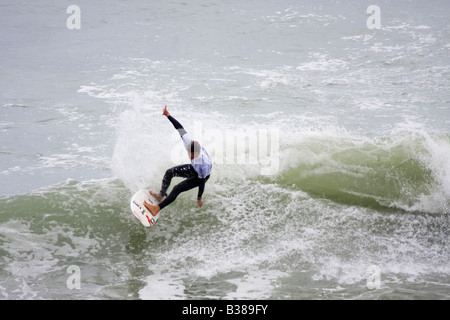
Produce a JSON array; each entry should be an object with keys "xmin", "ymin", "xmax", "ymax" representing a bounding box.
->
[{"xmin": 130, "ymin": 189, "xmax": 161, "ymax": 227}]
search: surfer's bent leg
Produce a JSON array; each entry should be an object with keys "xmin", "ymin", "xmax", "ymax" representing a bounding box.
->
[
  {"xmin": 159, "ymin": 164, "xmax": 196, "ymax": 197},
  {"xmin": 158, "ymin": 175, "xmax": 207, "ymax": 210}
]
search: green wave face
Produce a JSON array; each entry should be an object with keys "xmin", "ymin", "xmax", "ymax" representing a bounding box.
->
[{"xmin": 274, "ymin": 132, "xmax": 450, "ymax": 213}]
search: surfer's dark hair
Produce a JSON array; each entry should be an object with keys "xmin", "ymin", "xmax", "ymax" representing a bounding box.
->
[{"xmin": 190, "ymin": 141, "xmax": 201, "ymax": 154}]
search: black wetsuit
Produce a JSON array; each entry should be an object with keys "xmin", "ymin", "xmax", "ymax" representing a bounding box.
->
[{"xmin": 157, "ymin": 116, "xmax": 212, "ymax": 210}]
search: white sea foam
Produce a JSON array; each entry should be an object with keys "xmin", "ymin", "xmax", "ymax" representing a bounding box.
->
[{"xmin": 139, "ymin": 272, "xmax": 186, "ymax": 300}]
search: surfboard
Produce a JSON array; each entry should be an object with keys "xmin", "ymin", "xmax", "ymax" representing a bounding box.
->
[{"xmin": 130, "ymin": 189, "xmax": 161, "ymax": 227}]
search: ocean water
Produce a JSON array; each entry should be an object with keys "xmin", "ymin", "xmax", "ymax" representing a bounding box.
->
[{"xmin": 1, "ymin": 0, "xmax": 449, "ymax": 300}]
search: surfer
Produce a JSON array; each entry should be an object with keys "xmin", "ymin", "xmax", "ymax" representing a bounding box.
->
[{"xmin": 143, "ymin": 106, "xmax": 212, "ymax": 216}]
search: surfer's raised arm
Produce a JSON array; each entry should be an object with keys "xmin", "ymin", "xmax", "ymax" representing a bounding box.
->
[{"xmin": 163, "ymin": 105, "xmax": 187, "ymax": 137}]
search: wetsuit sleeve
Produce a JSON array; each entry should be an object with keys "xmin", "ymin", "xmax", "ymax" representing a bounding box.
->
[
  {"xmin": 167, "ymin": 115, "xmax": 187, "ymax": 136},
  {"xmin": 197, "ymin": 180, "xmax": 206, "ymax": 200}
]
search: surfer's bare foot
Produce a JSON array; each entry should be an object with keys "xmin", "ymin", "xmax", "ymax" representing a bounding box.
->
[
  {"xmin": 149, "ymin": 190, "xmax": 164, "ymax": 202},
  {"xmin": 143, "ymin": 200, "xmax": 160, "ymax": 217}
]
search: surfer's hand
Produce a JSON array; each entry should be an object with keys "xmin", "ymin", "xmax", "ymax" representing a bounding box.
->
[
  {"xmin": 163, "ymin": 105, "xmax": 170, "ymax": 117},
  {"xmin": 197, "ymin": 199, "xmax": 203, "ymax": 208}
]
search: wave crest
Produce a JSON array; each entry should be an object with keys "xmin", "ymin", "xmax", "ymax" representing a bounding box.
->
[{"xmin": 274, "ymin": 129, "xmax": 450, "ymax": 214}]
